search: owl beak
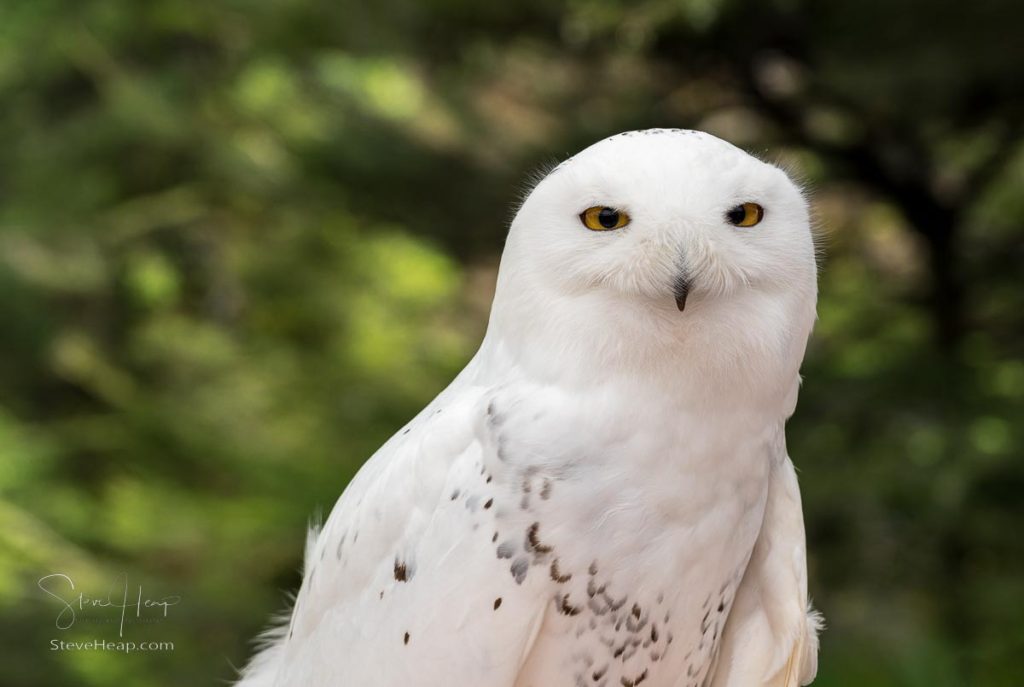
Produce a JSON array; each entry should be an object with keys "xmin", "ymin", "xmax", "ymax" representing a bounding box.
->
[{"xmin": 672, "ymin": 275, "xmax": 690, "ymax": 312}]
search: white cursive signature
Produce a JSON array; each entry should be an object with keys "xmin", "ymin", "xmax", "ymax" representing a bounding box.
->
[{"xmin": 38, "ymin": 573, "xmax": 181, "ymax": 637}]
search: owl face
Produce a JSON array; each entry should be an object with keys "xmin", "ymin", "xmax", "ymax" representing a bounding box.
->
[{"xmin": 510, "ymin": 130, "xmax": 817, "ymax": 320}]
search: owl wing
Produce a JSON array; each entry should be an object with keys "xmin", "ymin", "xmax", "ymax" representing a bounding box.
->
[
  {"xmin": 709, "ymin": 455, "xmax": 823, "ymax": 687},
  {"xmin": 236, "ymin": 365, "xmax": 550, "ymax": 687}
]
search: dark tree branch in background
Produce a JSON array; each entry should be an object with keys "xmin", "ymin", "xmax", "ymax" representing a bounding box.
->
[
  {"xmin": 735, "ymin": 58, "xmax": 966, "ymax": 349},
  {"xmin": 745, "ymin": 65, "xmax": 1022, "ymax": 350},
  {"xmin": 644, "ymin": 1, "xmax": 1023, "ymax": 351}
]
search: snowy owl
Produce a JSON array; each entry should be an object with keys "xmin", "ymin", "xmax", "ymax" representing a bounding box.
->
[{"xmin": 238, "ymin": 129, "xmax": 822, "ymax": 687}]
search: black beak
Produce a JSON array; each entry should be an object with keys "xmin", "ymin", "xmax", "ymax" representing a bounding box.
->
[{"xmin": 672, "ymin": 275, "xmax": 690, "ymax": 312}]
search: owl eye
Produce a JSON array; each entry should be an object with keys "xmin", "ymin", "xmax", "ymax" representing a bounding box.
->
[
  {"xmin": 580, "ymin": 206, "xmax": 630, "ymax": 231},
  {"xmin": 726, "ymin": 202, "xmax": 764, "ymax": 227}
]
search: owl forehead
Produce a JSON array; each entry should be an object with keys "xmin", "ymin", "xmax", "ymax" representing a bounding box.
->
[
  {"xmin": 547, "ymin": 131, "xmax": 761, "ymax": 208},
  {"xmin": 581, "ymin": 130, "xmax": 749, "ymax": 173}
]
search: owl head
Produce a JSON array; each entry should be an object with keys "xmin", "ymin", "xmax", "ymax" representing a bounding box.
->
[{"xmin": 489, "ymin": 130, "xmax": 818, "ymax": 400}]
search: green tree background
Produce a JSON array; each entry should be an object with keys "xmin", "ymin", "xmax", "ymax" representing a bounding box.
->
[{"xmin": 1, "ymin": 1, "xmax": 1021, "ymax": 685}]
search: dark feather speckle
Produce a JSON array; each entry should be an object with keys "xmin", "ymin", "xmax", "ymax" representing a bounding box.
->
[{"xmin": 510, "ymin": 557, "xmax": 529, "ymax": 584}]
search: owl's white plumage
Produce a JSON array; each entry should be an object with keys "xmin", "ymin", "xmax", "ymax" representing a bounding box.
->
[{"xmin": 239, "ymin": 129, "xmax": 822, "ymax": 687}]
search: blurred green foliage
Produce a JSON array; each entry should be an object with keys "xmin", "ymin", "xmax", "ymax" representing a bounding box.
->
[{"xmin": 0, "ymin": 1, "xmax": 1021, "ymax": 685}]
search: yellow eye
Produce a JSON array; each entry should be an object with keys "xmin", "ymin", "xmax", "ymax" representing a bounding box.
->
[
  {"xmin": 726, "ymin": 202, "xmax": 764, "ymax": 227},
  {"xmin": 580, "ymin": 206, "xmax": 630, "ymax": 231}
]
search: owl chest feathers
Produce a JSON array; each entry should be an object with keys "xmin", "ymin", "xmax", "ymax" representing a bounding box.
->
[
  {"xmin": 480, "ymin": 375, "xmax": 778, "ymax": 579},
  {"xmin": 481, "ymin": 378, "xmax": 780, "ymax": 687}
]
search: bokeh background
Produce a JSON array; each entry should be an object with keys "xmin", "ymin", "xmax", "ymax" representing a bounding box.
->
[{"xmin": 1, "ymin": 1, "xmax": 1022, "ymax": 685}]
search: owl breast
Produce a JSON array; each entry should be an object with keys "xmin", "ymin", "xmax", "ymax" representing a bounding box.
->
[{"xmin": 480, "ymin": 380, "xmax": 777, "ymax": 687}]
